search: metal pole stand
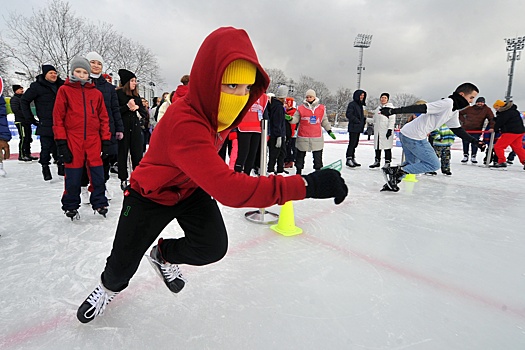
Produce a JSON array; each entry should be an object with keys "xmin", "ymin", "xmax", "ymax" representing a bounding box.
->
[
  {"xmin": 245, "ymin": 119, "xmax": 279, "ymax": 224},
  {"xmin": 484, "ymin": 130, "xmax": 495, "ymax": 168}
]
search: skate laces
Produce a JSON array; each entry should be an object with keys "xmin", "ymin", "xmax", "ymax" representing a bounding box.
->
[
  {"xmin": 154, "ymin": 258, "xmax": 187, "ymax": 283},
  {"xmin": 83, "ymin": 284, "xmax": 119, "ymax": 319}
]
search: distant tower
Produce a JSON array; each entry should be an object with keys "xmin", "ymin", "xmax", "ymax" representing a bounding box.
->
[
  {"xmin": 504, "ymin": 35, "xmax": 524, "ymax": 102},
  {"xmin": 354, "ymin": 34, "xmax": 373, "ymax": 90}
]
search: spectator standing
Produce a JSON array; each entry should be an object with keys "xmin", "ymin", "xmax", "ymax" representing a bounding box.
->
[
  {"xmin": 11, "ymin": 84, "xmax": 37, "ymax": 162},
  {"xmin": 284, "ymin": 97, "xmax": 297, "ymax": 168},
  {"xmin": 370, "ymin": 92, "xmax": 395, "ymax": 168},
  {"xmin": 489, "ymin": 100, "xmax": 525, "ymax": 169},
  {"xmin": 0, "ymin": 76, "xmax": 12, "ymax": 177},
  {"xmin": 345, "ymin": 89, "xmax": 367, "ymax": 167},
  {"xmin": 171, "ymin": 75, "xmax": 190, "ymax": 104},
  {"xmin": 267, "ymin": 85, "xmax": 288, "ymax": 174},
  {"xmin": 288, "ymin": 89, "xmax": 336, "ymax": 175},
  {"xmin": 21, "ymin": 64, "xmax": 65, "ymax": 180},
  {"xmin": 116, "ymin": 69, "xmax": 148, "ymax": 190},
  {"xmin": 459, "ymin": 96, "xmax": 494, "ymax": 164}
]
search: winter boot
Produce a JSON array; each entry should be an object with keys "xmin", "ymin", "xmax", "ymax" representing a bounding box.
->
[
  {"xmin": 147, "ymin": 238, "xmax": 186, "ymax": 294},
  {"xmin": 77, "ymin": 282, "xmax": 120, "ymax": 323},
  {"xmin": 471, "ymin": 155, "xmax": 478, "ymax": 164},
  {"xmin": 42, "ymin": 165, "xmax": 52, "ymax": 181},
  {"xmin": 18, "ymin": 155, "xmax": 32, "ymax": 162},
  {"xmin": 442, "ymin": 170, "xmax": 452, "ymax": 176},
  {"xmin": 65, "ymin": 209, "xmax": 79, "ymax": 221},
  {"xmin": 369, "ymin": 159, "xmax": 381, "ymax": 168},
  {"xmin": 57, "ymin": 163, "xmax": 65, "ymax": 176},
  {"xmin": 95, "ymin": 207, "xmax": 108, "ymax": 218},
  {"xmin": 0, "ymin": 163, "xmax": 6, "ymax": 177},
  {"xmin": 346, "ymin": 157, "xmax": 356, "ymax": 168},
  {"xmin": 29, "ymin": 155, "xmax": 39, "ymax": 161},
  {"xmin": 461, "ymin": 154, "xmax": 468, "ymax": 163},
  {"xmin": 352, "ymin": 158, "xmax": 361, "ymax": 167}
]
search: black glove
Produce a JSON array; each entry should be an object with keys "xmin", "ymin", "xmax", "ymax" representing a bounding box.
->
[
  {"xmin": 56, "ymin": 140, "xmax": 73, "ymax": 163},
  {"xmin": 386, "ymin": 129, "xmax": 392, "ymax": 139},
  {"xmin": 380, "ymin": 107, "xmax": 394, "ymax": 117},
  {"xmin": 477, "ymin": 141, "xmax": 486, "ymax": 152},
  {"xmin": 101, "ymin": 140, "xmax": 111, "ymax": 159},
  {"xmin": 302, "ymin": 169, "xmax": 348, "ymax": 205}
]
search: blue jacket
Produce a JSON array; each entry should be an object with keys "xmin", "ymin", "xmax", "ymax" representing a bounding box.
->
[
  {"xmin": 268, "ymin": 98, "xmax": 287, "ymax": 137},
  {"xmin": 0, "ymin": 96, "xmax": 13, "ymax": 141}
]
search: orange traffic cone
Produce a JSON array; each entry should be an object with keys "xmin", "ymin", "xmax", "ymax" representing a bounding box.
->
[{"xmin": 271, "ymin": 201, "xmax": 302, "ymax": 236}]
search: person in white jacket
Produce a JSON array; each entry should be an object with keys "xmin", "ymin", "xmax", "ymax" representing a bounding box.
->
[{"xmin": 370, "ymin": 93, "xmax": 396, "ymax": 168}]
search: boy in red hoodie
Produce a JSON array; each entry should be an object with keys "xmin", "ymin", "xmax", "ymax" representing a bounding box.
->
[
  {"xmin": 76, "ymin": 27, "xmax": 347, "ymax": 323},
  {"xmin": 53, "ymin": 57, "xmax": 111, "ymax": 219}
]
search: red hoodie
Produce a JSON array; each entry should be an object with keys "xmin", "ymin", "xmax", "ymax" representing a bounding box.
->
[{"xmin": 130, "ymin": 27, "xmax": 307, "ymax": 207}]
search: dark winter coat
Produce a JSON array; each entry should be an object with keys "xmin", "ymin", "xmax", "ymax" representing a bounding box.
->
[
  {"xmin": 268, "ymin": 98, "xmax": 287, "ymax": 138},
  {"xmin": 129, "ymin": 27, "xmax": 306, "ymax": 207},
  {"xmin": 0, "ymin": 96, "xmax": 12, "ymax": 141},
  {"xmin": 92, "ymin": 75, "xmax": 124, "ymax": 156},
  {"xmin": 21, "ymin": 74, "xmax": 64, "ymax": 137},
  {"xmin": 494, "ymin": 103, "xmax": 525, "ymax": 134},
  {"xmin": 346, "ymin": 89, "xmax": 367, "ymax": 133},
  {"xmin": 116, "ymin": 89, "xmax": 148, "ymax": 133},
  {"xmin": 459, "ymin": 104, "xmax": 494, "ymax": 131},
  {"xmin": 10, "ymin": 93, "xmax": 30, "ymax": 124}
]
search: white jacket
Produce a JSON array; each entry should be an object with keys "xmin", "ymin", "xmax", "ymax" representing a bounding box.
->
[{"xmin": 373, "ymin": 102, "xmax": 396, "ymax": 149}]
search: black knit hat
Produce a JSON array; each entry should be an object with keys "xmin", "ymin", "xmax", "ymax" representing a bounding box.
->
[
  {"xmin": 42, "ymin": 64, "xmax": 57, "ymax": 76},
  {"xmin": 476, "ymin": 97, "xmax": 485, "ymax": 103},
  {"xmin": 118, "ymin": 69, "xmax": 136, "ymax": 86},
  {"xmin": 12, "ymin": 85, "xmax": 23, "ymax": 93},
  {"xmin": 380, "ymin": 92, "xmax": 390, "ymax": 100}
]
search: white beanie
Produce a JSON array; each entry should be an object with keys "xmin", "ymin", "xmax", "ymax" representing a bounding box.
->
[
  {"xmin": 275, "ymin": 85, "xmax": 289, "ymax": 98},
  {"xmin": 305, "ymin": 89, "xmax": 316, "ymax": 98},
  {"xmin": 85, "ymin": 51, "xmax": 104, "ymax": 66}
]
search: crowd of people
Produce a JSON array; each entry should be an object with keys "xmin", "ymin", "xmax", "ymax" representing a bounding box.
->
[{"xmin": 1, "ymin": 26, "xmax": 524, "ymax": 323}]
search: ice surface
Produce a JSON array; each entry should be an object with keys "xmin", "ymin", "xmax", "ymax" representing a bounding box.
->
[{"xmin": 1, "ymin": 134, "xmax": 524, "ymax": 350}]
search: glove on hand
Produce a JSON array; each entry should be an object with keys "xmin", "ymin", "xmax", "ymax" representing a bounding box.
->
[
  {"xmin": 477, "ymin": 141, "xmax": 486, "ymax": 152},
  {"xmin": 0, "ymin": 139, "xmax": 10, "ymax": 159},
  {"xmin": 386, "ymin": 129, "xmax": 392, "ymax": 139},
  {"xmin": 328, "ymin": 131, "xmax": 336, "ymax": 140},
  {"xmin": 101, "ymin": 140, "xmax": 111, "ymax": 159},
  {"xmin": 302, "ymin": 169, "xmax": 348, "ymax": 205},
  {"xmin": 380, "ymin": 107, "xmax": 394, "ymax": 117},
  {"xmin": 275, "ymin": 137, "xmax": 282, "ymax": 148},
  {"xmin": 56, "ymin": 140, "xmax": 73, "ymax": 163},
  {"xmin": 285, "ymin": 114, "xmax": 293, "ymax": 121},
  {"xmin": 228, "ymin": 131, "xmax": 237, "ymax": 141}
]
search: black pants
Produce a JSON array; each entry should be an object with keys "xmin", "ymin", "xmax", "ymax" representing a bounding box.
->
[
  {"xmin": 118, "ymin": 121, "xmax": 143, "ymax": 181},
  {"xmin": 15, "ymin": 122, "xmax": 32, "ymax": 158},
  {"xmin": 267, "ymin": 136, "xmax": 286, "ymax": 173},
  {"xmin": 234, "ymin": 132, "xmax": 261, "ymax": 174},
  {"xmin": 38, "ymin": 135, "xmax": 59, "ymax": 166},
  {"xmin": 295, "ymin": 149, "xmax": 323, "ymax": 173},
  {"xmin": 285, "ymin": 137, "xmax": 296, "ymax": 163},
  {"xmin": 81, "ymin": 157, "xmax": 112, "ymax": 187},
  {"xmin": 102, "ymin": 188, "xmax": 228, "ymax": 292},
  {"xmin": 462, "ymin": 132, "xmax": 482, "ymax": 156},
  {"xmin": 375, "ymin": 149, "xmax": 392, "ymax": 162},
  {"xmin": 346, "ymin": 132, "xmax": 361, "ymax": 158}
]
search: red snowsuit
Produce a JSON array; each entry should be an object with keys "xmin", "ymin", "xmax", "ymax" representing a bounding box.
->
[{"xmin": 53, "ymin": 78, "xmax": 111, "ymax": 168}]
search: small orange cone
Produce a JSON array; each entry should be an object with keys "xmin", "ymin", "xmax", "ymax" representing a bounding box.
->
[
  {"xmin": 402, "ymin": 173, "xmax": 418, "ymax": 182},
  {"xmin": 271, "ymin": 201, "xmax": 303, "ymax": 236}
]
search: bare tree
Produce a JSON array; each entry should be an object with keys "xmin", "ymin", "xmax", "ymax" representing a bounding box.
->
[
  {"xmin": 265, "ymin": 68, "xmax": 291, "ymax": 95},
  {"xmin": 294, "ymin": 75, "xmax": 331, "ymax": 103},
  {"xmin": 365, "ymin": 96, "xmax": 380, "ymax": 113},
  {"xmin": 2, "ymin": 0, "xmax": 161, "ymax": 85},
  {"xmin": 390, "ymin": 93, "xmax": 421, "ymax": 127},
  {"xmin": 324, "ymin": 87, "xmax": 353, "ymax": 125}
]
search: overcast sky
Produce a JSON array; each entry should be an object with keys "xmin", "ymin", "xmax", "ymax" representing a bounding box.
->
[{"xmin": 3, "ymin": 0, "xmax": 525, "ymax": 109}]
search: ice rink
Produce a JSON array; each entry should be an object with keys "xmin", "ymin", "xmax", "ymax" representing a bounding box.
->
[{"xmin": 1, "ymin": 134, "xmax": 524, "ymax": 350}]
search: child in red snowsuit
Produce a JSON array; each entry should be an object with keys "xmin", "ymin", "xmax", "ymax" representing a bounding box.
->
[{"xmin": 53, "ymin": 56, "xmax": 111, "ymax": 219}]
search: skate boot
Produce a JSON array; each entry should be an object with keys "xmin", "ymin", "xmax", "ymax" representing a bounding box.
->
[
  {"xmin": 382, "ymin": 164, "xmax": 406, "ymax": 191},
  {"xmin": 95, "ymin": 207, "xmax": 108, "ymax": 218},
  {"xmin": 57, "ymin": 163, "xmax": 65, "ymax": 176},
  {"xmin": 461, "ymin": 155, "xmax": 468, "ymax": 163},
  {"xmin": 77, "ymin": 282, "xmax": 120, "ymax": 323},
  {"xmin": 369, "ymin": 159, "xmax": 380, "ymax": 168},
  {"xmin": 424, "ymin": 171, "xmax": 437, "ymax": 176},
  {"xmin": 0, "ymin": 163, "xmax": 6, "ymax": 177},
  {"xmin": 65, "ymin": 209, "xmax": 80, "ymax": 221},
  {"xmin": 442, "ymin": 170, "xmax": 452, "ymax": 176},
  {"xmin": 42, "ymin": 165, "xmax": 52, "ymax": 181},
  {"xmin": 346, "ymin": 157, "xmax": 356, "ymax": 168},
  {"xmin": 29, "ymin": 155, "xmax": 39, "ymax": 161},
  {"xmin": 147, "ymin": 238, "xmax": 186, "ymax": 294},
  {"xmin": 490, "ymin": 162, "xmax": 507, "ymax": 169},
  {"xmin": 18, "ymin": 155, "xmax": 32, "ymax": 162},
  {"xmin": 380, "ymin": 183, "xmax": 399, "ymax": 192},
  {"xmin": 471, "ymin": 155, "xmax": 478, "ymax": 164}
]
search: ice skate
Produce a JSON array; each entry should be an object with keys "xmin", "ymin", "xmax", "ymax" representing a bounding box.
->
[
  {"xmin": 380, "ymin": 183, "xmax": 399, "ymax": 192},
  {"xmin": 461, "ymin": 155, "xmax": 468, "ymax": 163},
  {"xmin": 77, "ymin": 282, "xmax": 120, "ymax": 323},
  {"xmin": 490, "ymin": 162, "xmax": 507, "ymax": 170},
  {"xmin": 65, "ymin": 209, "xmax": 80, "ymax": 221},
  {"xmin": 42, "ymin": 165, "xmax": 52, "ymax": 181},
  {"xmin": 424, "ymin": 171, "xmax": 437, "ymax": 176},
  {"xmin": 381, "ymin": 164, "xmax": 405, "ymax": 191},
  {"xmin": 95, "ymin": 207, "xmax": 108, "ymax": 218},
  {"xmin": 146, "ymin": 238, "xmax": 186, "ymax": 294},
  {"xmin": 470, "ymin": 155, "xmax": 478, "ymax": 164},
  {"xmin": 369, "ymin": 159, "xmax": 380, "ymax": 168}
]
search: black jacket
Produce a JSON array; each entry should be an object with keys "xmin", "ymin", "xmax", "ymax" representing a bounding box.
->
[
  {"xmin": 10, "ymin": 94, "xmax": 30, "ymax": 124},
  {"xmin": 267, "ymin": 98, "xmax": 286, "ymax": 138},
  {"xmin": 116, "ymin": 89, "xmax": 148, "ymax": 132},
  {"xmin": 93, "ymin": 76, "xmax": 124, "ymax": 155},
  {"xmin": 494, "ymin": 104, "xmax": 525, "ymax": 134},
  {"xmin": 21, "ymin": 74, "xmax": 64, "ymax": 137},
  {"xmin": 346, "ymin": 89, "xmax": 367, "ymax": 133}
]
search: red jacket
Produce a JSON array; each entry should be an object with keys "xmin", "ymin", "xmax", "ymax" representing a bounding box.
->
[
  {"xmin": 171, "ymin": 85, "xmax": 189, "ymax": 104},
  {"xmin": 130, "ymin": 27, "xmax": 307, "ymax": 207}
]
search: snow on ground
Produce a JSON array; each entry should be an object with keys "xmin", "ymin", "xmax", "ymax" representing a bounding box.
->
[{"xmin": 1, "ymin": 134, "xmax": 524, "ymax": 350}]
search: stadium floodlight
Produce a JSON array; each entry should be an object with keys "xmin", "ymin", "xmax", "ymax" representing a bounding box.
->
[
  {"xmin": 504, "ymin": 35, "xmax": 524, "ymax": 101},
  {"xmin": 354, "ymin": 34, "xmax": 373, "ymax": 89}
]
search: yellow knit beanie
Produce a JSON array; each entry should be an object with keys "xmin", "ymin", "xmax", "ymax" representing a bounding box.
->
[
  {"xmin": 493, "ymin": 100, "xmax": 505, "ymax": 109},
  {"xmin": 221, "ymin": 59, "xmax": 256, "ymax": 85}
]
